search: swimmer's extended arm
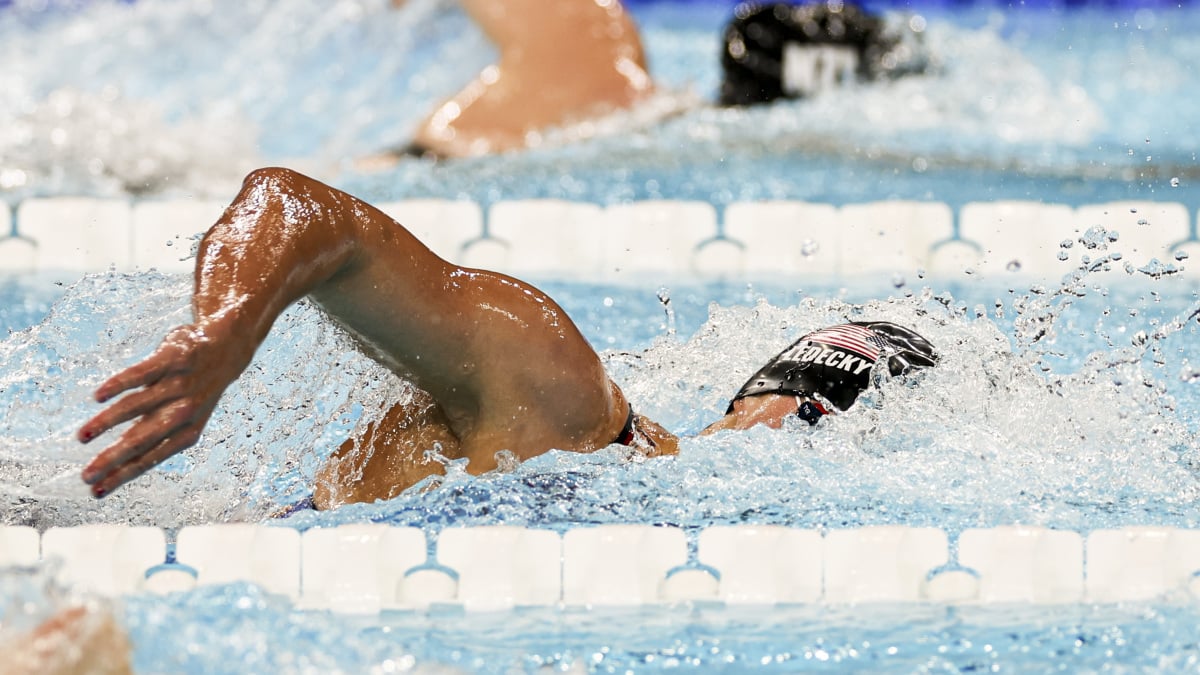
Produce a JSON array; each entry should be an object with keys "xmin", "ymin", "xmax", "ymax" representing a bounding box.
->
[
  {"xmin": 77, "ymin": 167, "xmax": 448, "ymax": 497},
  {"xmin": 78, "ymin": 167, "xmax": 646, "ymax": 499}
]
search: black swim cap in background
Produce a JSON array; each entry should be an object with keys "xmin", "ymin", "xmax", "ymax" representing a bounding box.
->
[{"xmin": 718, "ymin": 1, "xmax": 928, "ymax": 106}]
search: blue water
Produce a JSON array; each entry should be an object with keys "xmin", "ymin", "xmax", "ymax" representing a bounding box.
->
[
  {"xmin": 9, "ymin": 268, "xmax": 1200, "ymax": 673},
  {"xmin": 1, "ymin": 0, "xmax": 1197, "ymax": 209},
  {"xmin": 3, "ymin": 0, "xmax": 1200, "ymax": 672},
  {"xmin": 118, "ymin": 585, "xmax": 1200, "ymax": 673}
]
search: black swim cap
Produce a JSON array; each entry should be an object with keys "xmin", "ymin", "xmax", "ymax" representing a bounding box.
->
[
  {"xmin": 728, "ymin": 321, "xmax": 938, "ymax": 413},
  {"xmin": 719, "ymin": 1, "xmax": 919, "ymax": 106}
]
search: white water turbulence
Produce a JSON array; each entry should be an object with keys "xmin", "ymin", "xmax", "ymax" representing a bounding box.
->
[
  {"xmin": 0, "ymin": 271, "xmax": 406, "ymax": 528},
  {"xmin": 1, "ymin": 232, "xmax": 1197, "ymax": 534},
  {"xmin": 0, "ymin": 0, "xmax": 1136, "ymax": 203},
  {"xmin": 0, "ymin": 0, "xmax": 481, "ymax": 200},
  {"xmin": 663, "ymin": 13, "xmax": 1104, "ymax": 169}
]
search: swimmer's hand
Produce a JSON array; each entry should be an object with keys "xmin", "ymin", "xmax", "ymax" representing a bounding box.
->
[{"xmin": 78, "ymin": 323, "xmax": 251, "ymax": 498}]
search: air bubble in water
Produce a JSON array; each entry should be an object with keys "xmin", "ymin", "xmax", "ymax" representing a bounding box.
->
[
  {"xmin": 1060, "ymin": 239, "xmax": 1074, "ymax": 249},
  {"xmin": 1181, "ymin": 365, "xmax": 1200, "ymax": 383},
  {"xmin": 1175, "ymin": 250, "xmax": 1189, "ymax": 261},
  {"xmin": 165, "ymin": 240, "xmax": 173, "ymax": 247},
  {"xmin": 892, "ymin": 274, "xmax": 905, "ymax": 288},
  {"xmin": 1057, "ymin": 250, "xmax": 1070, "ymax": 261},
  {"xmin": 1006, "ymin": 260, "xmax": 1021, "ymax": 272},
  {"xmin": 1137, "ymin": 219, "xmax": 1148, "ymax": 226},
  {"xmin": 800, "ymin": 239, "xmax": 819, "ymax": 258},
  {"xmin": 1171, "ymin": 177, "xmax": 1181, "ymax": 187}
]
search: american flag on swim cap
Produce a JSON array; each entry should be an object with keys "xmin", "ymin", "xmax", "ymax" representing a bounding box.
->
[{"xmin": 804, "ymin": 324, "xmax": 887, "ymax": 360}]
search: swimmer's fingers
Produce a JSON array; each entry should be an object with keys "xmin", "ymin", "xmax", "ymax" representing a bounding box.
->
[
  {"xmin": 81, "ymin": 398, "xmax": 207, "ymax": 493},
  {"xmin": 87, "ymin": 424, "xmax": 204, "ymax": 498},
  {"xmin": 78, "ymin": 378, "xmax": 184, "ymax": 443},
  {"xmin": 91, "ymin": 341, "xmax": 186, "ymax": 404}
]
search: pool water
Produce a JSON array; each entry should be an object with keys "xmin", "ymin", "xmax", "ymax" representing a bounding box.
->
[
  {"xmin": 119, "ymin": 587, "xmax": 1200, "ymax": 672},
  {"xmin": 5, "ymin": 263, "xmax": 1200, "ymax": 673},
  {"xmin": 3, "ymin": 257, "xmax": 1199, "ymax": 530},
  {"xmin": 1, "ymin": 0, "xmax": 1197, "ymax": 207}
]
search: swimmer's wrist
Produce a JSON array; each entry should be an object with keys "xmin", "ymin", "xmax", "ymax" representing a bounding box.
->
[{"xmin": 188, "ymin": 316, "xmax": 259, "ymax": 366}]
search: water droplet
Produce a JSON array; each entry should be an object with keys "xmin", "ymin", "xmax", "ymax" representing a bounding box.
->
[
  {"xmin": 1129, "ymin": 207, "xmax": 1138, "ymax": 214},
  {"xmin": 603, "ymin": 296, "xmax": 614, "ymax": 307},
  {"xmin": 1131, "ymin": 331, "xmax": 1148, "ymax": 347},
  {"xmin": 1182, "ymin": 366, "xmax": 1200, "ymax": 383},
  {"xmin": 1175, "ymin": 250, "xmax": 1190, "ymax": 261},
  {"xmin": 165, "ymin": 240, "xmax": 174, "ymax": 247},
  {"xmin": 1080, "ymin": 226, "xmax": 1108, "ymax": 249},
  {"xmin": 916, "ymin": 267, "xmax": 926, "ymax": 279},
  {"xmin": 1171, "ymin": 177, "xmax": 1181, "ymax": 187},
  {"xmin": 1057, "ymin": 250, "xmax": 1070, "ymax": 261},
  {"xmin": 1006, "ymin": 260, "xmax": 1021, "ymax": 272},
  {"xmin": 800, "ymin": 239, "xmax": 819, "ymax": 258},
  {"xmin": 891, "ymin": 274, "xmax": 905, "ymax": 288},
  {"xmin": 1137, "ymin": 219, "xmax": 1148, "ymax": 226},
  {"xmin": 1059, "ymin": 239, "xmax": 1074, "ymax": 249}
]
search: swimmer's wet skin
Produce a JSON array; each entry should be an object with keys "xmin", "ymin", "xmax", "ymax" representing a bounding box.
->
[
  {"xmin": 77, "ymin": 167, "xmax": 677, "ymax": 508},
  {"xmin": 405, "ymin": 0, "xmax": 653, "ymax": 158}
]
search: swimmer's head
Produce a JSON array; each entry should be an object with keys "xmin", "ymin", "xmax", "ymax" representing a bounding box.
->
[
  {"xmin": 703, "ymin": 321, "xmax": 936, "ymax": 435},
  {"xmin": 718, "ymin": 1, "xmax": 926, "ymax": 106}
]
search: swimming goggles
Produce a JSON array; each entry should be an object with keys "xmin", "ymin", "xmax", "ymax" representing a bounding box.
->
[{"xmin": 795, "ymin": 395, "xmax": 829, "ymax": 425}]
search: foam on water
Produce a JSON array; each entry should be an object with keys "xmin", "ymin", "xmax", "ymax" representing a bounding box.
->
[
  {"xmin": 2, "ymin": 237, "xmax": 1197, "ymax": 534},
  {"xmin": 0, "ymin": 0, "xmax": 479, "ymax": 199},
  {"xmin": 4, "ymin": 0, "xmax": 1191, "ymax": 204}
]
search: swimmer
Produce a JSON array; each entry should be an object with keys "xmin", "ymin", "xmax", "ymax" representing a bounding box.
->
[
  {"xmin": 76, "ymin": 169, "xmax": 935, "ymax": 509},
  {"xmin": 391, "ymin": 0, "xmax": 653, "ymax": 159},
  {"xmin": 77, "ymin": 167, "xmax": 676, "ymax": 509}
]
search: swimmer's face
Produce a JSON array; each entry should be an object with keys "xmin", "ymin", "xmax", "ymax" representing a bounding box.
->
[
  {"xmin": 701, "ymin": 393, "xmax": 835, "ymax": 436},
  {"xmin": 724, "ymin": 393, "xmax": 829, "ymax": 431}
]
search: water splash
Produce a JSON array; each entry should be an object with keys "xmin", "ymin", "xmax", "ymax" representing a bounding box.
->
[
  {"xmin": 0, "ymin": 0, "xmax": 477, "ymax": 200},
  {"xmin": 4, "ymin": 0, "xmax": 1177, "ymax": 205},
  {"xmin": 2, "ymin": 244, "xmax": 1199, "ymax": 534}
]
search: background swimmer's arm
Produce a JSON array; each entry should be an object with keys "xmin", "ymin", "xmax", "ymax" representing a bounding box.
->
[
  {"xmin": 0, "ymin": 606, "xmax": 133, "ymax": 675},
  {"xmin": 78, "ymin": 167, "xmax": 442, "ymax": 498}
]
